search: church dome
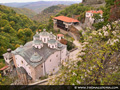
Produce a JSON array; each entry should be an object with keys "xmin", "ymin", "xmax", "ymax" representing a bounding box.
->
[
  {"xmin": 40, "ymin": 29, "xmax": 49, "ymax": 36},
  {"xmin": 34, "ymin": 33, "xmax": 39, "ymax": 38},
  {"xmin": 34, "ymin": 40, "xmax": 43, "ymax": 45},
  {"xmin": 33, "ymin": 39, "xmax": 43, "ymax": 49},
  {"xmin": 48, "ymin": 39, "xmax": 56, "ymax": 44},
  {"xmin": 49, "ymin": 32, "xmax": 56, "ymax": 39},
  {"xmin": 48, "ymin": 39, "xmax": 57, "ymax": 48},
  {"xmin": 33, "ymin": 32, "xmax": 40, "ymax": 40},
  {"xmin": 30, "ymin": 52, "xmax": 42, "ymax": 63}
]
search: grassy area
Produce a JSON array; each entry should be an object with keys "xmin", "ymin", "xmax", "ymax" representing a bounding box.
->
[
  {"xmin": 0, "ymin": 76, "xmax": 13, "ymax": 85},
  {"xmin": 0, "ymin": 59, "xmax": 5, "ymax": 69}
]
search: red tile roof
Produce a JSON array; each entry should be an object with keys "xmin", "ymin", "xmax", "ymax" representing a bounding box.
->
[
  {"xmin": 54, "ymin": 16, "xmax": 79, "ymax": 23},
  {"xmin": 0, "ymin": 65, "xmax": 8, "ymax": 71},
  {"xmin": 86, "ymin": 10, "xmax": 103, "ymax": 14},
  {"xmin": 57, "ymin": 34, "xmax": 64, "ymax": 37}
]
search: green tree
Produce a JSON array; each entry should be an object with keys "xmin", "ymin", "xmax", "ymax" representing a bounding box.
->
[{"xmin": 17, "ymin": 28, "xmax": 34, "ymax": 44}]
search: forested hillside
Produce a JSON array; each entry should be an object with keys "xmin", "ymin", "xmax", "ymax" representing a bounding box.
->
[
  {"xmin": 0, "ymin": 5, "xmax": 38, "ymax": 57},
  {"xmin": 1, "ymin": 1, "xmax": 81, "ymax": 14},
  {"xmin": 32, "ymin": 5, "xmax": 67, "ymax": 23},
  {"xmin": 10, "ymin": 7, "xmax": 36, "ymax": 18},
  {"xmin": 48, "ymin": 0, "xmax": 120, "ymax": 85}
]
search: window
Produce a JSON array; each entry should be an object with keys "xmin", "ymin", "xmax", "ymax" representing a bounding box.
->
[
  {"xmin": 53, "ymin": 69, "xmax": 54, "ymax": 71},
  {"xmin": 41, "ymin": 65, "xmax": 43, "ymax": 68},
  {"xmin": 39, "ymin": 77, "xmax": 41, "ymax": 79},
  {"xmin": 44, "ymin": 38, "xmax": 46, "ymax": 42},
  {"xmin": 50, "ymin": 59, "xmax": 51, "ymax": 62},
  {"xmin": 21, "ymin": 61, "xmax": 23, "ymax": 64},
  {"xmin": 52, "ymin": 46, "xmax": 54, "ymax": 48}
]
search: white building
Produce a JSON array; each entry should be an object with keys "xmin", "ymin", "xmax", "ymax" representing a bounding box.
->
[
  {"xmin": 86, "ymin": 10, "xmax": 104, "ymax": 24},
  {"xmin": 3, "ymin": 29, "xmax": 68, "ymax": 84}
]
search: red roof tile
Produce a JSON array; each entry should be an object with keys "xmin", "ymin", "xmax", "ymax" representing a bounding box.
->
[
  {"xmin": 0, "ymin": 65, "xmax": 8, "ymax": 71},
  {"xmin": 86, "ymin": 10, "xmax": 103, "ymax": 14},
  {"xmin": 57, "ymin": 34, "xmax": 64, "ymax": 37},
  {"xmin": 54, "ymin": 16, "xmax": 79, "ymax": 23}
]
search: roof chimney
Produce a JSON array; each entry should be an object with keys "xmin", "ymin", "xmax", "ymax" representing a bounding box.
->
[{"xmin": 7, "ymin": 48, "xmax": 11, "ymax": 53}]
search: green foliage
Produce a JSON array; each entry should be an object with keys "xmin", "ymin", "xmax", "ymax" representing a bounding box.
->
[
  {"xmin": 79, "ymin": 31, "xmax": 84, "ymax": 43},
  {"xmin": 32, "ymin": 5, "xmax": 67, "ymax": 23},
  {"xmin": 11, "ymin": 7, "xmax": 36, "ymax": 18},
  {"xmin": 67, "ymin": 41, "xmax": 75, "ymax": 51},
  {"xmin": 17, "ymin": 28, "xmax": 34, "ymax": 44},
  {"xmin": 48, "ymin": 19, "xmax": 120, "ymax": 85},
  {"xmin": 0, "ymin": 5, "xmax": 37, "ymax": 56},
  {"xmin": 56, "ymin": 3, "xmax": 94, "ymax": 23},
  {"xmin": 94, "ymin": 0, "xmax": 118, "ymax": 30}
]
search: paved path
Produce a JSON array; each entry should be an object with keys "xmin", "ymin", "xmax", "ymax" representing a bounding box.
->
[
  {"xmin": 74, "ymin": 25, "xmax": 83, "ymax": 31},
  {"xmin": 69, "ymin": 40, "xmax": 82, "ymax": 60}
]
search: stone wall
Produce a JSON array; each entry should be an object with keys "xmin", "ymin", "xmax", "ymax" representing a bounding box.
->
[
  {"xmin": 53, "ymin": 25, "xmax": 68, "ymax": 34},
  {"xmin": 70, "ymin": 25, "xmax": 80, "ymax": 40}
]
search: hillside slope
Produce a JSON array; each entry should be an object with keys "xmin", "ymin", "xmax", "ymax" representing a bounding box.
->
[
  {"xmin": 0, "ymin": 5, "xmax": 37, "ymax": 56},
  {"xmin": 10, "ymin": 7, "xmax": 36, "ymax": 18},
  {"xmin": 32, "ymin": 5, "xmax": 67, "ymax": 23},
  {"xmin": 48, "ymin": 0, "xmax": 120, "ymax": 85},
  {"xmin": 1, "ymin": 1, "xmax": 81, "ymax": 13}
]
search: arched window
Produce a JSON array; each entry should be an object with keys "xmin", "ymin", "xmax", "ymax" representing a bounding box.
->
[
  {"xmin": 52, "ymin": 46, "xmax": 54, "ymax": 48},
  {"xmin": 44, "ymin": 38, "xmax": 46, "ymax": 42},
  {"xmin": 21, "ymin": 60, "xmax": 23, "ymax": 64}
]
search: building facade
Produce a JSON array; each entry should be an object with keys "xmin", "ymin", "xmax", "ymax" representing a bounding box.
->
[
  {"xmin": 86, "ymin": 10, "xmax": 104, "ymax": 24},
  {"xmin": 3, "ymin": 29, "xmax": 68, "ymax": 84},
  {"xmin": 53, "ymin": 16, "xmax": 79, "ymax": 32}
]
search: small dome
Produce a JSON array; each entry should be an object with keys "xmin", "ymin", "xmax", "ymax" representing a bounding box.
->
[
  {"xmin": 48, "ymin": 39, "xmax": 56, "ymax": 44},
  {"xmin": 30, "ymin": 52, "xmax": 42, "ymax": 63},
  {"xmin": 49, "ymin": 32, "xmax": 56, "ymax": 39},
  {"xmin": 40, "ymin": 29, "xmax": 49, "ymax": 36},
  {"xmin": 34, "ymin": 40, "xmax": 43, "ymax": 45},
  {"xmin": 34, "ymin": 32, "xmax": 40, "ymax": 38}
]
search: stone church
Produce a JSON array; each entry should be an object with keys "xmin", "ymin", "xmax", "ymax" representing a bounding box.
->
[{"xmin": 3, "ymin": 29, "xmax": 68, "ymax": 84}]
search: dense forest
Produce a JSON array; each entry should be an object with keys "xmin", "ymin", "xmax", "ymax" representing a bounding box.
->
[
  {"xmin": 32, "ymin": 5, "xmax": 67, "ymax": 23},
  {"xmin": 10, "ymin": 7, "xmax": 37, "ymax": 18},
  {"xmin": 0, "ymin": 5, "xmax": 38, "ymax": 57},
  {"xmin": 48, "ymin": 0, "xmax": 120, "ymax": 85}
]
